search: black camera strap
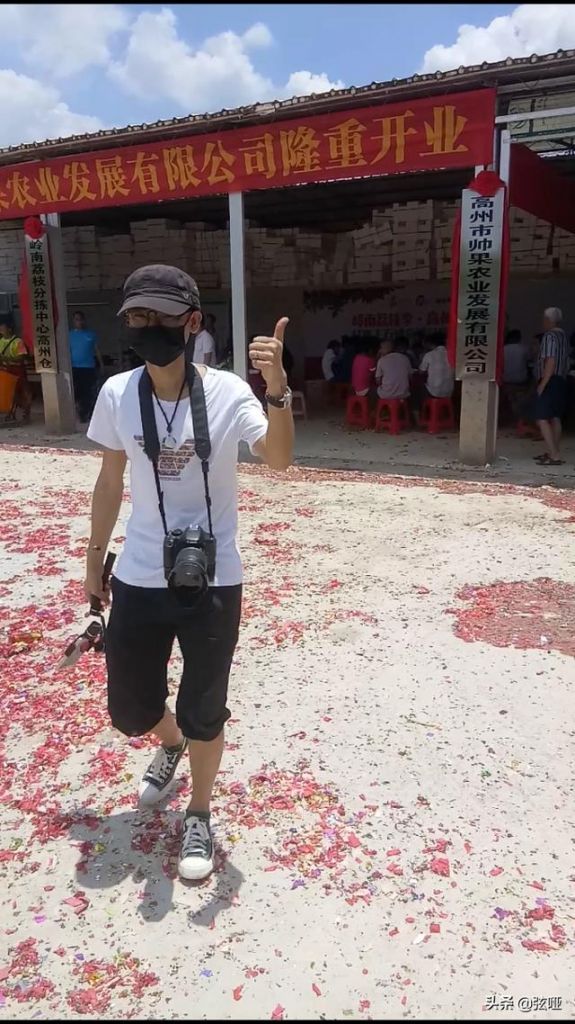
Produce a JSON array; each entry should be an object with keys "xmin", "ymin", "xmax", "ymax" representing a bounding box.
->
[{"xmin": 138, "ymin": 362, "xmax": 213, "ymax": 539}]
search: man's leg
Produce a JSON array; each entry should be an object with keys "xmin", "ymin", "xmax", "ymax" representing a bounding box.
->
[
  {"xmin": 152, "ymin": 707, "xmax": 184, "ymax": 748},
  {"xmin": 536, "ymin": 419, "xmax": 560, "ymax": 460},
  {"xmin": 106, "ymin": 580, "xmax": 188, "ymax": 805},
  {"xmin": 552, "ymin": 417, "xmax": 562, "ymax": 452},
  {"xmin": 187, "ymin": 731, "xmax": 225, "ymax": 814},
  {"xmin": 175, "ymin": 585, "xmax": 242, "ymax": 879}
]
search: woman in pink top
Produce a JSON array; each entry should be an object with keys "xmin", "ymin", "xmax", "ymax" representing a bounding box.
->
[{"xmin": 351, "ymin": 341, "xmax": 377, "ymax": 396}]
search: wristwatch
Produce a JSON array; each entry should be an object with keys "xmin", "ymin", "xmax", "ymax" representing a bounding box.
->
[{"xmin": 265, "ymin": 386, "xmax": 293, "ymax": 409}]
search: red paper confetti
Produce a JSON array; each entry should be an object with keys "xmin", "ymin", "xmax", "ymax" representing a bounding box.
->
[{"xmin": 430, "ymin": 857, "xmax": 451, "ymax": 877}]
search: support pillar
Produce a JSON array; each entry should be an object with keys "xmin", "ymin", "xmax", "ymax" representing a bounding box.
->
[
  {"xmin": 228, "ymin": 191, "xmax": 247, "ymax": 380},
  {"xmin": 41, "ymin": 213, "xmax": 76, "ymax": 434},
  {"xmin": 459, "ymin": 379, "xmax": 499, "ymax": 465}
]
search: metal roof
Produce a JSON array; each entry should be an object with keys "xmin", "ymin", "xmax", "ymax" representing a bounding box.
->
[{"xmin": 2, "ymin": 48, "xmax": 575, "ymax": 166}]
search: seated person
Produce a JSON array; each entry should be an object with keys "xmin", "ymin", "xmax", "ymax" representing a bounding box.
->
[
  {"xmin": 419, "ymin": 331, "xmax": 454, "ymax": 399},
  {"xmin": 333, "ymin": 338, "xmax": 355, "ymax": 384},
  {"xmin": 351, "ymin": 340, "xmax": 377, "ymax": 396},
  {"xmin": 376, "ymin": 339, "xmax": 411, "ymax": 400},
  {"xmin": 395, "ymin": 335, "xmax": 418, "ymax": 369}
]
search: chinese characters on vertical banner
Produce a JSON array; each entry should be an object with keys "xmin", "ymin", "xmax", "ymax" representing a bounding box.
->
[
  {"xmin": 0, "ymin": 90, "xmax": 495, "ymax": 219},
  {"xmin": 25, "ymin": 235, "xmax": 57, "ymax": 373},
  {"xmin": 456, "ymin": 186, "xmax": 505, "ymax": 380}
]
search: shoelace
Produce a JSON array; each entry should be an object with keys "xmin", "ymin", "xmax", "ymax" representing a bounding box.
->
[
  {"xmin": 182, "ymin": 817, "xmax": 211, "ymax": 857},
  {"xmin": 147, "ymin": 746, "xmax": 181, "ymax": 786}
]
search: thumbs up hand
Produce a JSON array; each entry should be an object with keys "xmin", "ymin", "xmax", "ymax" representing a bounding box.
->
[{"xmin": 249, "ymin": 317, "xmax": 289, "ymax": 396}]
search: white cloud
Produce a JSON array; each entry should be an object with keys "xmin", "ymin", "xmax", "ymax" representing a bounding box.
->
[
  {"xmin": 0, "ymin": 69, "xmax": 103, "ymax": 146},
  {"xmin": 241, "ymin": 22, "xmax": 273, "ymax": 49},
  {"xmin": 286, "ymin": 70, "xmax": 344, "ymax": 96},
  {"xmin": 109, "ymin": 8, "xmax": 343, "ymax": 111},
  {"xmin": 0, "ymin": 3, "xmax": 127, "ymax": 78},
  {"xmin": 0, "ymin": 5, "xmax": 344, "ymax": 148},
  {"xmin": 421, "ymin": 4, "xmax": 575, "ymax": 73}
]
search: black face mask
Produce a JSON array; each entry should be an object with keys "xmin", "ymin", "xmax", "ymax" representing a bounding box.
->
[{"xmin": 131, "ymin": 325, "xmax": 186, "ymax": 367}]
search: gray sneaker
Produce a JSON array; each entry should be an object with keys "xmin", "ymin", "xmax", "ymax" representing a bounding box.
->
[
  {"xmin": 138, "ymin": 739, "xmax": 188, "ymax": 807},
  {"xmin": 178, "ymin": 812, "xmax": 214, "ymax": 881}
]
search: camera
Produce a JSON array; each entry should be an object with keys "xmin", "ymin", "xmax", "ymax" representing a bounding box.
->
[{"xmin": 163, "ymin": 526, "xmax": 216, "ymax": 599}]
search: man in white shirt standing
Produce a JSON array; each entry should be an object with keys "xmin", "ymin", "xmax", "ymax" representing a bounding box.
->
[
  {"xmin": 192, "ymin": 314, "xmax": 216, "ymax": 366},
  {"xmin": 86, "ymin": 264, "xmax": 294, "ymax": 882},
  {"xmin": 322, "ymin": 340, "xmax": 341, "ymax": 381}
]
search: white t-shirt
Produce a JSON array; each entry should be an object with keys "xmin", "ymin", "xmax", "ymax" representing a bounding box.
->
[
  {"xmin": 193, "ymin": 329, "xmax": 215, "ymax": 364},
  {"xmin": 376, "ymin": 352, "xmax": 411, "ymax": 399},
  {"xmin": 420, "ymin": 346, "xmax": 454, "ymax": 398},
  {"xmin": 322, "ymin": 348, "xmax": 336, "ymax": 380},
  {"xmin": 87, "ymin": 367, "xmax": 268, "ymax": 588},
  {"xmin": 503, "ymin": 342, "xmax": 529, "ymax": 385}
]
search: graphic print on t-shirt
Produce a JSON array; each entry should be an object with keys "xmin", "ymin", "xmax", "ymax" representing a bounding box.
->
[{"xmin": 134, "ymin": 435, "xmax": 196, "ymax": 479}]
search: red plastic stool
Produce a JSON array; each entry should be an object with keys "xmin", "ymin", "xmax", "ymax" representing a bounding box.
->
[
  {"xmin": 346, "ymin": 394, "xmax": 370, "ymax": 429},
  {"xmin": 374, "ymin": 398, "xmax": 410, "ymax": 435},
  {"xmin": 420, "ymin": 396, "xmax": 455, "ymax": 434}
]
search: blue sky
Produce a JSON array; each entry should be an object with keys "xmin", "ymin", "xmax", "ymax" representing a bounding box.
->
[{"xmin": 0, "ymin": 4, "xmax": 572, "ymax": 147}]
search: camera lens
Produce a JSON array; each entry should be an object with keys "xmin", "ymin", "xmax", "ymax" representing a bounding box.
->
[{"xmin": 170, "ymin": 546, "xmax": 209, "ymax": 593}]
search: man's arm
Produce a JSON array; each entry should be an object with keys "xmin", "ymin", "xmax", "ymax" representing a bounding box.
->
[
  {"xmin": 252, "ymin": 404, "xmax": 294, "ymax": 471},
  {"xmin": 249, "ymin": 317, "xmax": 293, "ymax": 472},
  {"xmin": 85, "ymin": 448, "xmax": 127, "ymax": 604},
  {"xmin": 538, "ymin": 356, "xmax": 556, "ymax": 395}
]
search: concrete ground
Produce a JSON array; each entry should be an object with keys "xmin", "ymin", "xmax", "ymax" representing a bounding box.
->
[
  {"xmin": 0, "ymin": 445, "xmax": 574, "ymax": 1021},
  {"xmin": 1, "ymin": 407, "xmax": 575, "ymax": 488}
]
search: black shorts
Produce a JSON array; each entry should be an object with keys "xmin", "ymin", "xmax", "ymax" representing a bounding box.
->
[
  {"xmin": 105, "ymin": 579, "xmax": 242, "ymax": 741},
  {"xmin": 534, "ymin": 375, "xmax": 568, "ymax": 421}
]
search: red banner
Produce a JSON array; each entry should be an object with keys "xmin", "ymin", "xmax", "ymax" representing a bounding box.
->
[
  {"xmin": 510, "ymin": 143, "xmax": 575, "ymax": 234},
  {"xmin": 0, "ymin": 90, "xmax": 495, "ymax": 220}
]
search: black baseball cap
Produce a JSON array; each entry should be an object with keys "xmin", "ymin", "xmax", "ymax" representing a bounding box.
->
[{"xmin": 118, "ymin": 264, "xmax": 201, "ymax": 317}]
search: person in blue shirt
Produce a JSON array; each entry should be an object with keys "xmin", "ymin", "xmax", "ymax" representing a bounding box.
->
[{"xmin": 69, "ymin": 311, "xmax": 102, "ymax": 423}]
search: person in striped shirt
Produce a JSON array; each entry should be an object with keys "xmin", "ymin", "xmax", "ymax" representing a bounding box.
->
[{"xmin": 534, "ymin": 307, "xmax": 570, "ymax": 466}]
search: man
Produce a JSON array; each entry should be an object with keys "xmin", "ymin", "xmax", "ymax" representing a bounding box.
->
[
  {"xmin": 322, "ymin": 340, "xmax": 341, "ymax": 382},
  {"xmin": 419, "ymin": 331, "xmax": 454, "ymax": 399},
  {"xmin": 193, "ymin": 314, "xmax": 215, "ymax": 367},
  {"xmin": 0, "ymin": 315, "xmax": 26, "ymax": 359},
  {"xmin": 376, "ymin": 338, "xmax": 411, "ymax": 400},
  {"xmin": 69, "ymin": 311, "xmax": 103, "ymax": 423},
  {"xmin": 533, "ymin": 307, "xmax": 569, "ymax": 466},
  {"xmin": 502, "ymin": 329, "xmax": 530, "ymax": 424},
  {"xmin": 86, "ymin": 264, "xmax": 293, "ymax": 882},
  {"xmin": 0, "ymin": 315, "xmax": 32, "ymax": 420},
  {"xmin": 503, "ymin": 329, "xmax": 529, "ymax": 386}
]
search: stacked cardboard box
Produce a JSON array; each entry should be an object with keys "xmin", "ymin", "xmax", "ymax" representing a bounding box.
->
[
  {"xmin": 391, "ymin": 201, "xmax": 432, "ymax": 281},
  {"xmin": 552, "ymin": 226, "xmax": 575, "ymax": 271},
  {"xmin": 0, "ymin": 223, "xmax": 23, "ymax": 290},
  {"xmin": 510, "ymin": 210, "xmax": 553, "ymax": 274},
  {"xmin": 99, "ymin": 233, "xmax": 133, "ymax": 289}
]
